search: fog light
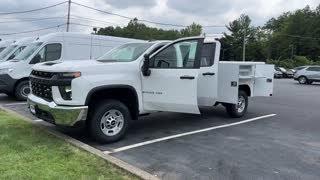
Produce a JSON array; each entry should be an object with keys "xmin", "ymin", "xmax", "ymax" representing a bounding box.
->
[{"xmin": 59, "ymin": 86, "xmax": 72, "ymax": 100}]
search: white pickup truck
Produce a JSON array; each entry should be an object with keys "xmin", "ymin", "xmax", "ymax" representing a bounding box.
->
[{"xmin": 28, "ymin": 37, "xmax": 274, "ymax": 143}]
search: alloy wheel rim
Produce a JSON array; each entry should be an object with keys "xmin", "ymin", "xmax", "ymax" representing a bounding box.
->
[
  {"xmin": 100, "ymin": 109, "xmax": 124, "ymax": 136},
  {"xmin": 237, "ymin": 95, "xmax": 246, "ymax": 113},
  {"xmin": 299, "ymin": 77, "xmax": 306, "ymax": 84},
  {"xmin": 21, "ymin": 86, "xmax": 30, "ymax": 98}
]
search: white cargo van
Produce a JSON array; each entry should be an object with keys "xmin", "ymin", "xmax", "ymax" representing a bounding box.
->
[
  {"xmin": 0, "ymin": 32, "xmax": 143, "ymax": 100},
  {"xmin": 0, "ymin": 39, "xmax": 15, "ymax": 54},
  {"xmin": 0, "ymin": 37, "xmax": 36, "ymax": 62}
]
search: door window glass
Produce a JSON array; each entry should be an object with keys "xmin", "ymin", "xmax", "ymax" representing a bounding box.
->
[
  {"xmin": 33, "ymin": 43, "xmax": 62, "ymax": 63},
  {"xmin": 201, "ymin": 43, "xmax": 216, "ymax": 67},
  {"xmin": 307, "ymin": 67, "xmax": 320, "ymax": 72},
  {"xmin": 45, "ymin": 43, "xmax": 62, "ymax": 61},
  {"xmin": 151, "ymin": 40, "xmax": 199, "ymax": 68}
]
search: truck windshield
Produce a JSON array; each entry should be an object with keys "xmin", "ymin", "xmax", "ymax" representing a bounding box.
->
[
  {"xmin": 14, "ymin": 42, "xmax": 43, "ymax": 61},
  {"xmin": 97, "ymin": 43, "xmax": 154, "ymax": 62},
  {"xmin": 0, "ymin": 45, "xmax": 17, "ymax": 59},
  {"xmin": 0, "ymin": 47, "xmax": 6, "ymax": 53},
  {"xmin": 7, "ymin": 46, "xmax": 26, "ymax": 60}
]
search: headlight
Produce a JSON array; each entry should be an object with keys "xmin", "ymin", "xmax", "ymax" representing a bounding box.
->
[
  {"xmin": 60, "ymin": 72, "xmax": 81, "ymax": 78},
  {"xmin": 0, "ymin": 68, "xmax": 13, "ymax": 75},
  {"xmin": 59, "ymin": 85, "xmax": 72, "ymax": 100},
  {"xmin": 57, "ymin": 72, "xmax": 81, "ymax": 100}
]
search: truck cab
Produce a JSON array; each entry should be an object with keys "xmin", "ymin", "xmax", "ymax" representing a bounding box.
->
[{"xmin": 28, "ymin": 36, "xmax": 274, "ymax": 143}]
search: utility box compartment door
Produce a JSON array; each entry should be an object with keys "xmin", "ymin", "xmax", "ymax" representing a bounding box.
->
[
  {"xmin": 253, "ymin": 64, "xmax": 274, "ymax": 97},
  {"xmin": 217, "ymin": 63, "xmax": 239, "ymax": 104}
]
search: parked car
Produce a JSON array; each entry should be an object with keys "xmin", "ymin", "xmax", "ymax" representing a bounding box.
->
[
  {"xmin": 28, "ymin": 37, "xmax": 274, "ymax": 143},
  {"xmin": 0, "ymin": 32, "xmax": 143, "ymax": 100},
  {"xmin": 294, "ymin": 66, "xmax": 320, "ymax": 84},
  {"xmin": 275, "ymin": 67, "xmax": 294, "ymax": 78},
  {"xmin": 274, "ymin": 69, "xmax": 283, "ymax": 78},
  {"xmin": 291, "ymin": 66, "xmax": 307, "ymax": 74},
  {"xmin": 0, "ymin": 37, "xmax": 36, "ymax": 62}
]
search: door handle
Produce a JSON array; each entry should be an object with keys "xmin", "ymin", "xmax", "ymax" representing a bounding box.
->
[
  {"xmin": 180, "ymin": 75, "xmax": 195, "ymax": 80},
  {"xmin": 202, "ymin": 72, "xmax": 215, "ymax": 76}
]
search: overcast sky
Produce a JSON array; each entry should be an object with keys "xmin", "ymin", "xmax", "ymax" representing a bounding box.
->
[{"xmin": 0, "ymin": 0, "xmax": 319, "ymax": 40}]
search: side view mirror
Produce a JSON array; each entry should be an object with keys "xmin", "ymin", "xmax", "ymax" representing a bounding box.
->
[
  {"xmin": 30, "ymin": 54, "xmax": 41, "ymax": 64},
  {"xmin": 142, "ymin": 54, "xmax": 151, "ymax": 76}
]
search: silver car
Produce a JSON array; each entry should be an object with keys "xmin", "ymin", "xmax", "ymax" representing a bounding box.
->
[{"xmin": 294, "ymin": 66, "xmax": 320, "ymax": 84}]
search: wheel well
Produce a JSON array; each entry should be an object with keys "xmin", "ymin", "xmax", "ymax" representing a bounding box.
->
[
  {"xmin": 298, "ymin": 75, "xmax": 307, "ymax": 79},
  {"xmin": 14, "ymin": 77, "xmax": 29, "ymax": 91},
  {"xmin": 239, "ymin": 84, "xmax": 251, "ymax": 97},
  {"xmin": 86, "ymin": 86, "xmax": 139, "ymax": 120}
]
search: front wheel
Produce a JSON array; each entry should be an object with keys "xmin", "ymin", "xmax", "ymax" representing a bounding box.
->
[
  {"xmin": 89, "ymin": 100, "xmax": 130, "ymax": 143},
  {"xmin": 298, "ymin": 76, "xmax": 307, "ymax": 84},
  {"xmin": 14, "ymin": 80, "xmax": 31, "ymax": 101},
  {"xmin": 225, "ymin": 90, "xmax": 248, "ymax": 118}
]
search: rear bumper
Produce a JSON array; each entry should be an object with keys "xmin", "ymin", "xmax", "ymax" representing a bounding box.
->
[
  {"xmin": 27, "ymin": 94, "xmax": 88, "ymax": 126},
  {"xmin": 0, "ymin": 74, "xmax": 17, "ymax": 94}
]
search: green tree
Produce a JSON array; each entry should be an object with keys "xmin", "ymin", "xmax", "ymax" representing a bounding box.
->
[
  {"xmin": 180, "ymin": 23, "xmax": 202, "ymax": 37},
  {"xmin": 220, "ymin": 14, "xmax": 265, "ymax": 61},
  {"xmin": 264, "ymin": 5, "xmax": 320, "ymax": 61},
  {"xmin": 96, "ymin": 18, "xmax": 202, "ymax": 40}
]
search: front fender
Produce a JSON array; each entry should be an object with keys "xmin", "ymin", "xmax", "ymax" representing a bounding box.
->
[{"xmin": 56, "ymin": 73, "xmax": 142, "ymax": 109}]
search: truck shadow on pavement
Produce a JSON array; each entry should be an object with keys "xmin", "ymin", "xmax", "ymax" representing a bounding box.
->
[{"xmin": 60, "ymin": 105, "xmax": 265, "ymax": 150}]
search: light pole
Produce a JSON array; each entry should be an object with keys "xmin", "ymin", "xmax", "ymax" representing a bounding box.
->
[
  {"xmin": 242, "ymin": 30, "xmax": 246, "ymax": 61},
  {"xmin": 66, "ymin": 0, "xmax": 71, "ymax": 32}
]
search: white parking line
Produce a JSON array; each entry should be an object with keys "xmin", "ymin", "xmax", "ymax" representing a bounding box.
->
[
  {"xmin": 34, "ymin": 119, "xmax": 43, "ymax": 122},
  {"xmin": 105, "ymin": 114, "xmax": 276, "ymax": 154},
  {"xmin": 3, "ymin": 102, "xmax": 27, "ymax": 106}
]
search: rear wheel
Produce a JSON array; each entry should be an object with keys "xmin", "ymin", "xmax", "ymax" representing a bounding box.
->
[
  {"xmin": 298, "ymin": 76, "xmax": 308, "ymax": 84},
  {"xmin": 14, "ymin": 80, "xmax": 30, "ymax": 101},
  {"xmin": 225, "ymin": 90, "xmax": 248, "ymax": 118},
  {"xmin": 89, "ymin": 99, "xmax": 130, "ymax": 143}
]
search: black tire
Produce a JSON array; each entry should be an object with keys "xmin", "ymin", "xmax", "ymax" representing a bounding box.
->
[
  {"xmin": 298, "ymin": 76, "xmax": 308, "ymax": 84},
  {"xmin": 89, "ymin": 99, "xmax": 130, "ymax": 143},
  {"xmin": 5, "ymin": 93, "xmax": 15, "ymax": 98},
  {"xmin": 307, "ymin": 81, "xmax": 313, "ymax": 85},
  {"xmin": 225, "ymin": 90, "xmax": 248, "ymax": 118},
  {"xmin": 14, "ymin": 80, "xmax": 31, "ymax": 101}
]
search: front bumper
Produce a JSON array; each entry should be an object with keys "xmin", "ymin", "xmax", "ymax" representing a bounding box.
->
[
  {"xmin": 27, "ymin": 94, "xmax": 88, "ymax": 126},
  {"xmin": 0, "ymin": 74, "xmax": 17, "ymax": 94}
]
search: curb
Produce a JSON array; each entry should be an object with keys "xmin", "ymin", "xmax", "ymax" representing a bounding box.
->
[{"xmin": 0, "ymin": 105, "xmax": 159, "ymax": 180}]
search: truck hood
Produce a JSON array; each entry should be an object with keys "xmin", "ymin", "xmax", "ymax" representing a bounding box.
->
[{"xmin": 32, "ymin": 59, "xmax": 138, "ymax": 74}]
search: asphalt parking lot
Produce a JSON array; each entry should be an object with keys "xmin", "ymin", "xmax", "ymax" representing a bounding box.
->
[{"xmin": 1, "ymin": 79, "xmax": 320, "ymax": 180}]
